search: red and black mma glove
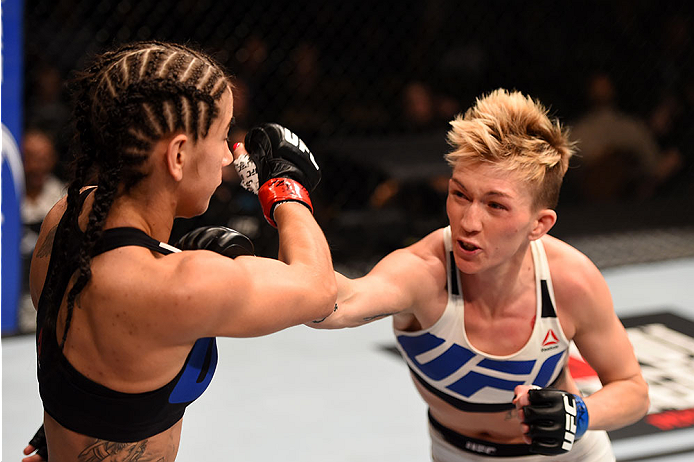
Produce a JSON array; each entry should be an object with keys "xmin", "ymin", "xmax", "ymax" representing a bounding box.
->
[
  {"xmin": 175, "ymin": 226, "xmax": 254, "ymax": 258},
  {"xmin": 522, "ymin": 387, "xmax": 590, "ymax": 455},
  {"xmin": 244, "ymin": 123, "xmax": 320, "ymax": 227}
]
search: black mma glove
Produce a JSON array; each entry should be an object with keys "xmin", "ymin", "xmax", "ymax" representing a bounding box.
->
[
  {"xmin": 522, "ymin": 387, "xmax": 589, "ymax": 455},
  {"xmin": 175, "ymin": 226, "xmax": 254, "ymax": 258},
  {"xmin": 243, "ymin": 123, "xmax": 320, "ymax": 226},
  {"xmin": 28, "ymin": 424, "xmax": 48, "ymax": 460}
]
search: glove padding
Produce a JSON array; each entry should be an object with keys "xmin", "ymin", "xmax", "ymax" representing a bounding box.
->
[
  {"xmin": 175, "ymin": 226, "xmax": 254, "ymax": 258},
  {"xmin": 243, "ymin": 123, "xmax": 319, "ymax": 226},
  {"xmin": 28, "ymin": 424, "xmax": 48, "ymax": 460},
  {"xmin": 244, "ymin": 123, "xmax": 320, "ymax": 192},
  {"xmin": 522, "ymin": 388, "xmax": 589, "ymax": 455}
]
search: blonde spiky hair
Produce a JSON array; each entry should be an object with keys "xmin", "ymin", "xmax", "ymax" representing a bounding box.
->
[{"xmin": 445, "ymin": 89, "xmax": 575, "ymax": 209}]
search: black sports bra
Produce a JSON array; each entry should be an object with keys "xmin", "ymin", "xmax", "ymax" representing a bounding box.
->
[{"xmin": 36, "ymin": 189, "xmax": 218, "ymax": 442}]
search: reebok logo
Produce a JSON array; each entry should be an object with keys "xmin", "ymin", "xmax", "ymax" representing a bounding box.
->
[{"xmin": 542, "ymin": 329, "xmax": 559, "ymax": 347}]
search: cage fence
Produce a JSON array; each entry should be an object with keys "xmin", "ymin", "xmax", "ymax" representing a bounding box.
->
[{"xmin": 23, "ymin": 0, "xmax": 694, "ymax": 269}]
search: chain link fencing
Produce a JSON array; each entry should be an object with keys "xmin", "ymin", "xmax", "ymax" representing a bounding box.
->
[{"xmin": 23, "ymin": 0, "xmax": 694, "ymax": 276}]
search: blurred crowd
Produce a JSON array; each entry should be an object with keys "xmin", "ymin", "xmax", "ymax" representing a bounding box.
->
[{"xmin": 15, "ymin": 1, "xmax": 694, "ymax": 332}]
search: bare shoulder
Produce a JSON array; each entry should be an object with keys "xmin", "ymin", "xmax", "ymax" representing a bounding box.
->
[
  {"xmin": 29, "ymin": 195, "xmax": 69, "ymax": 305},
  {"xmin": 39, "ymin": 195, "xmax": 68, "ymax": 235},
  {"xmin": 377, "ymin": 228, "xmax": 447, "ymax": 283},
  {"xmin": 86, "ymin": 247, "xmax": 236, "ymax": 343},
  {"xmin": 542, "ymin": 235, "xmax": 605, "ymax": 290},
  {"xmin": 540, "ymin": 234, "xmax": 613, "ymax": 323},
  {"xmin": 381, "ymin": 228, "xmax": 448, "ymax": 312},
  {"xmin": 406, "ymin": 228, "xmax": 447, "ymax": 268}
]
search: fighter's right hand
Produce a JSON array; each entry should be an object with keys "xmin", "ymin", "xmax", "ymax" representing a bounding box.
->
[
  {"xmin": 237, "ymin": 124, "xmax": 320, "ymax": 226},
  {"xmin": 175, "ymin": 226, "xmax": 255, "ymax": 259}
]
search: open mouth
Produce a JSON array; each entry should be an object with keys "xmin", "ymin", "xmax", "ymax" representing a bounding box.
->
[{"xmin": 459, "ymin": 240, "xmax": 480, "ymax": 252}]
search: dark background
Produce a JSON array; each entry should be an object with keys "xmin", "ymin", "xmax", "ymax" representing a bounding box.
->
[{"xmin": 23, "ymin": 0, "xmax": 694, "ymax": 273}]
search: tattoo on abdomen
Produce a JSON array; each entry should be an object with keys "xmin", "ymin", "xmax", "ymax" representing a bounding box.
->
[{"xmin": 77, "ymin": 440, "xmax": 165, "ymax": 462}]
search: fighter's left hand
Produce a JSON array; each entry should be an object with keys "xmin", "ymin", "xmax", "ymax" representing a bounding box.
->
[{"xmin": 513, "ymin": 384, "xmax": 589, "ymax": 455}]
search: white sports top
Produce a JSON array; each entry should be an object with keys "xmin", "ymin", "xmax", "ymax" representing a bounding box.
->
[{"xmin": 394, "ymin": 226, "xmax": 570, "ymax": 412}]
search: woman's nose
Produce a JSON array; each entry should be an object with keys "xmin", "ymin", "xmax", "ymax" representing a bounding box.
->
[
  {"xmin": 222, "ymin": 145, "xmax": 233, "ymax": 167},
  {"xmin": 460, "ymin": 203, "xmax": 482, "ymax": 233}
]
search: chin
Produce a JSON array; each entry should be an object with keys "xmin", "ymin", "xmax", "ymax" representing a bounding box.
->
[
  {"xmin": 178, "ymin": 201, "xmax": 211, "ymax": 219},
  {"xmin": 452, "ymin": 255, "xmax": 483, "ymax": 275}
]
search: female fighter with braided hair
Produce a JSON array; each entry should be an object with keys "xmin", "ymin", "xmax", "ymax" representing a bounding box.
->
[
  {"xmin": 23, "ymin": 40, "xmax": 336, "ymax": 461},
  {"xmin": 311, "ymin": 90, "xmax": 649, "ymax": 461}
]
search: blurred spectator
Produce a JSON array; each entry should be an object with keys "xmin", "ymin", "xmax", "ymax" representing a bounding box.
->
[
  {"xmin": 19, "ymin": 129, "xmax": 66, "ymax": 332},
  {"xmin": 656, "ymin": 14, "xmax": 692, "ymax": 92},
  {"xmin": 234, "ymin": 34, "xmax": 279, "ymax": 121},
  {"xmin": 25, "ymin": 63, "xmax": 71, "ymax": 178},
  {"xmin": 279, "ymin": 41, "xmax": 340, "ymax": 138},
  {"xmin": 360, "ymin": 79, "xmax": 457, "ymax": 222},
  {"xmin": 229, "ymin": 77, "xmax": 254, "ymax": 135},
  {"xmin": 400, "ymin": 81, "xmax": 437, "ymax": 131},
  {"xmin": 398, "ymin": 80, "xmax": 460, "ymax": 133},
  {"xmin": 21, "ymin": 129, "xmax": 66, "ymax": 229},
  {"xmin": 648, "ymin": 92, "xmax": 688, "ymax": 192},
  {"xmin": 568, "ymin": 72, "xmax": 682, "ymax": 202}
]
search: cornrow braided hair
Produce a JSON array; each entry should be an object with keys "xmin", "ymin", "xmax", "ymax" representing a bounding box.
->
[{"xmin": 45, "ymin": 41, "xmax": 231, "ymax": 349}]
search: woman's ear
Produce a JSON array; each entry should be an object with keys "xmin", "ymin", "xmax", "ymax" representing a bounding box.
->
[
  {"xmin": 165, "ymin": 134, "xmax": 189, "ymax": 182},
  {"xmin": 529, "ymin": 208, "xmax": 557, "ymax": 241}
]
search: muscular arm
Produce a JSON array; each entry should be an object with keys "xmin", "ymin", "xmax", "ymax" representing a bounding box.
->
[
  {"xmin": 551, "ymin": 239, "xmax": 649, "ymax": 431},
  {"xmin": 570, "ymin": 270, "xmax": 649, "ymax": 430},
  {"xmin": 310, "ymin": 229, "xmax": 445, "ymax": 329},
  {"xmin": 152, "ymin": 202, "xmax": 337, "ymax": 341}
]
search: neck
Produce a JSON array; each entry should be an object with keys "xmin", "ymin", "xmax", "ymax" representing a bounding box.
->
[
  {"xmin": 104, "ymin": 189, "xmax": 175, "ymax": 243},
  {"xmin": 460, "ymin": 242, "xmax": 534, "ymax": 316},
  {"xmin": 26, "ymin": 187, "xmax": 41, "ymax": 200}
]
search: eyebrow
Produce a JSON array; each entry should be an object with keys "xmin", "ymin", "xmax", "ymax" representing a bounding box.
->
[{"xmin": 450, "ymin": 178, "xmax": 514, "ymax": 199}]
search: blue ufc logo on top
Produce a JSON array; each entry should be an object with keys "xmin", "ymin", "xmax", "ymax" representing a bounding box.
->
[{"xmin": 397, "ymin": 332, "xmax": 565, "ymax": 398}]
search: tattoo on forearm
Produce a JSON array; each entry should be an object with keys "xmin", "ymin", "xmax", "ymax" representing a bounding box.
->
[
  {"xmin": 504, "ymin": 409, "xmax": 517, "ymax": 421},
  {"xmin": 78, "ymin": 440, "xmax": 164, "ymax": 462},
  {"xmin": 363, "ymin": 312, "xmax": 397, "ymax": 321},
  {"xmin": 311, "ymin": 303, "xmax": 338, "ymax": 324},
  {"xmin": 36, "ymin": 225, "xmax": 57, "ymax": 258}
]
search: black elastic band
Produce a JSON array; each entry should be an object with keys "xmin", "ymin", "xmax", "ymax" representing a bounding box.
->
[
  {"xmin": 449, "ymin": 251, "xmax": 459, "ymax": 296},
  {"xmin": 540, "ymin": 279, "xmax": 557, "ymax": 318},
  {"xmin": 429, "ymin": 411, "xmax": 533, "ymax": 457},
  {"xmin": 410, "ymin": 367, "xmax": 515, "ymax": 412},
  {"xmin": 92, "ymin": 227, "xmax": 174, "ymax": 257}
]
